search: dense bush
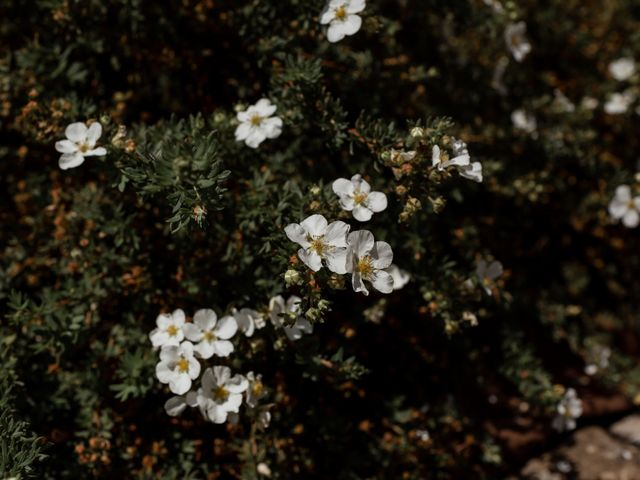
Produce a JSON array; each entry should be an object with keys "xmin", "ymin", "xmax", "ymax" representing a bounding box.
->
[{"xmin": 2, "ymin": 0, "xmax": 640, "ymax": 478}]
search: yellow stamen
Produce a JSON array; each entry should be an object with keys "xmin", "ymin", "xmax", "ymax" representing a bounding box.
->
[
  {"xmin": 250, "ymin": 114, "xmax": 262, "ymax": 126},
  {"xmin": 252, "ymin": 381, "xmax": 264, "ymax": 397},
  {"xmin": 78, "ymin": 143, "xmax": 89, "ymax": 153},
  {"xmin": 353, "ymin": 192, "xmax": 368, "ymax": 205},
  {"xmin": 167, "ymin": 325, "xmax": 179, "ymax": 337},
  {"xmin": 356, "ymin": 256, "xmax": 374, "ymax": 278},
  {"xmin": 177, "ymin": 358, "xmax": 190, "ymax": 373},
  {"xmin": 309, "ymin": 237, "xmax": 327, "ymax": 255},
  {"xmin": 213, "ymin": 386, "xmax": 229, "ymax": 402},
  {"xmin": 204, "ymin": 331, "xmax": 217, "ymax": 342},
  {"xmin": 335, "ymin": 6, "xmax": 347, "ymax": 20}
]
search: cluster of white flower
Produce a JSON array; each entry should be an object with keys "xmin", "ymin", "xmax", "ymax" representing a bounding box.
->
[
  {"xmin": 609, "ymin": 185, "xmax": 640, "ymax": 228},
  {"xmin": 551, "ymin": 388, "xmax": 583, "ymax": 432},
  {"xmin": 285, "ymin": 212, "xmax": 409, "ymax": 296},
  {"xmin": 149, "ymin": 309, "xmax": 269, "ymax": 425},
  {"xmin": 504, "ymin": 22, "xmax": 531, "ymax": 63},
  {"xmin": 605, "ymin": 58, "xmax": 637, "ymax": 115},
  {"xmin": 432, "ymin": 139, "xmax": 483, "ymax": 183}
]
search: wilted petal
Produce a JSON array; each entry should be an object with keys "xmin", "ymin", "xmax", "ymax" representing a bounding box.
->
[
  {"xmin": 165, "ymin": 396, "xmax": 188, "ymax": 416},
  {"xmin": 352, "ymin": 272, "xmax": 369, "ymax": 295},
  {"xmin": 370, "ymin": 270, "xmax": 394, "ymax": 294}
]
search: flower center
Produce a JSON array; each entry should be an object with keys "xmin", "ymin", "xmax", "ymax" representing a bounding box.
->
[
  {"xmin": 250, "ymin": 114, "xmax": 263, "ymax": 126},
  {"xmin": 212, "ymin": 386, "xmax": 229, "ymax": 402},
  {"xmin": 203, "ymin": 331, "xmax": 217, "ymax": 343},
  {"xmin": 78, "ymin": 143, "xmax": 90, "ymax": 153},
  {"xmin": 309, "ymin": 237, "xmax": 328, "ymax": 256},
  {"xmin": 356, "ymin": 256, "xmax": 374, "ymax": 278},
  {"xmin": 252, "ymin": 381, "xmax": 264, "ymax": 397},
  {"xmin": 177, "ymin": 358, "xmax": 190, "ymax": 373},
  {"xmin": 353, "ymin": 191, "xmax": 368, "ymax": 205},
  {"xmin": 167, "ymin": 325, "xmax": 179, "ymax": 336},
  {"xmin": 628, "ymin": 200, "xmax": 636, "ymax": 210},
  {"xmin": 335, "ymin": 6, "xmax": 347, "ymax": 20}
]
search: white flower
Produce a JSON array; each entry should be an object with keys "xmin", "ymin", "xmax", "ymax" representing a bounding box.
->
[
  {"xmin": 149, "ymin": 309, "xmax": 186, "ymax": 348},
  {"xmin": 604, "ymin": 90, "xmax": 636, "ymax": 114},
  {"xmin": 196, "ymin": 366, "xmax": 249, "ymax": 424},
  {"xmin": 584, "ymin": 345, "xmax": 611, "ymax": 376},
  {"xmin": 609, "ymin": 58, "xmax": 636, "ymax": 81},
  {"xmin": 235, "ymin": 99, "xmax": 283, "ymax": 148},
  {"xmin": 55, "ymin": 121, "xmax": 107, "ymax": 170},
  {"xmin": 384, "ymin": 264, "xmax": 410, "ymax": 290},
  {"xmin": 432, "ymin": 144, "xmax": 483, "ymax": 183},
  {"xmin": 285, "ymin": 214, "xmax": 350, "ymax": 273},
  {"xmin": 476, "ymin": 259, "xmax": 503, "ymax": 296},
  {"xmin": 245, "ymin": 371, "xmax": 267, "ymax": 408},
  {"xmin": 156, "ymin": 341, "xmax": 201, "ymax": 395},
  {"xmin": 504, "ymin": 22, "xmax": 531, "ymax": 62},
  {"xmin": 164, "ymin": 391, "xmax": 198, "ymax": 416},
  {"xmin": 183, "ymin": 309, "xmax": 238, "ymax": 359},
  {"xmin": 552, "ymin": 388, "xmax": 582, "ymax": 432},
  {"xmin": 345, "ymin": 230, "xmax": 394, "ymax": 295},
  {"xmin": 269, "ymin": 295, "xmax": 313, "ymax": 341},
  {"xmin": 511, "ymin": 109, "xmax": 537, "ymax": 134},
  {"xmin": 233, "ymin": 308, "xmax": 265, "ymax": 338},
  {"xmin": 320, "ymin": 0, "xmax": 365, "ymax": 43},
  {"xmin": 332, "ymin": 174, "xmax": 388, "ymax": 222},
  {"xmin": 609, "ymin": 185, "xmax": 640, "ymax": 228},
  {"xmin": 553, "ymin": 89, "xmax": 575, "ymax": 113}
]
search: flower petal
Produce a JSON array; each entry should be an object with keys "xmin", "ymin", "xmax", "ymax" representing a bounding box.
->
[
  {"xmin": 347, "ymin": 230, "xmax": 375, "ymax": 257},
  {"xmin": 347, "ymin": 0, "xmax": 366, "ymax": 14},
  {"xmin": 615, "ymin": 185, "xmax": 632, "ymax": 202},
  {"xmin": 352, "ymin": 272, "xmax": 369, "ymax": 295},
  {"xmin": 195, "ymin": 341, "xmax": 215, "ymax": 359},
  {"xmin": 194, "ymin": 309, "xmax": 217, "ymax": 330},
  {"xmin": 169, "ymin": 373, "xmax": 192, "ymax": 395},
  {"xmin": 213, "ymin": 365, "xmax": 231, "ymax": 385},
  {"xmin": 254, "ymin": 99, "xmax": 277, "ymax": 117},
  {"xmin": 59, "ymin": 152, "xmax": 85, "ymax": 170},
  {"xmin": 86, "ymin": 122, "xmax": 102, "ymax": 147},
  {"xmin": 327, "ymin": 22, "xmax": 346, "ymax": 43},
  {"xmin": 65, "ymin": 122, "xmax": 88, "ymax": 142},
  {"xmin": 332, "ymin": 178, "xmax": 355, "ymax": 197},
  {"xmin": 164, "ymin": 396, "xmax": 188, "ymax": 416},
  {"xmin": 352, "ymin": 205, "xmax": 373, "ymax": 222},
  {"xmin": 341, "ymin": 14, "xmax": 362, "ymax": 36},
  {"xmin": 365, "ymin": 192, "xmax": 387, "ymax": 213},
  {"xmin": 201, "ymin": 368, "xmax": 215, "ymax": 391},
  {"xmin": 285, "ymin": 223, "xmax": 311, "ymax": 248},
  {"xmin": 55, "ymin": 140, "xmax": 78, "ymax": 154},
  {"xmin": 215, "ymin": 315, "xmax": 238, "ymax": 339},
  {"xmin": 182, "ymin": 323, "xmax": 202, "ymax": 342},
  {"xmin": 298, "ymin": 248, "xmax": 323, "ymax": 272},
  {"xmin": 324, "ymin": 221, "xmax": 350, "ymax": 247},
  {"xmin": 83, "ymin": 146, "xmax": 106, "ymax": 157},
  {"xmin": 245, "ymin": 129, "xmax": 267, "ymax": 148},
  {"xmin": 263, "ymin": 117, "xmax": 283, "ymax": 138},
  {"xmin": 172, "ymin": 309, "xmax": 186, "ymax": 326},
  {"xmin": 300, "ymin": 214, "xmax": 328, "ymax": 237},
  {"xmin": 156, "ymin": 362, "xmax": 173, "ymax": 384},
  {"xmin": 325, "ymin": 247, "xmax": 348, "ymax": 274},
  {"xmin": 212, "ymin": 340, "xmax": 234, "ymax": 357},
  {"xmin": 235, "ymin": 122, "xmax": 251, "ymax": 141},
  {"xmin": 623, "ymin": 209, "xmax": 640, "ymax": 228},
  {"xmin": 226, "ymin": 375, "xmax": 249, "ymax": 394},
  {"xmin": 370, "ymin": 270, "xmax": 394, "ymax": 294},
  {"xmin": 371, "ymin": 241, "xmax": 393, "ymax": 269}
]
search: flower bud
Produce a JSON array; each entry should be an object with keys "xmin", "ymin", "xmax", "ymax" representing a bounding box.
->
[
  {"xmin": 284, "ymin": 269, "xmax": 302, "ymax": 287},
  {"xmin": 410, "ymin": 127, "xmax": 424, "ymax": 138}
]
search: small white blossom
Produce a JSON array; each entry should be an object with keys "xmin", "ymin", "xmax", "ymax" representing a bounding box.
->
[
  {"xmin": 332, "ymin": 174, "xmax": 388, "ymax": 222},
  {"xmin": 156, "ymin": 341, "xmax": 201, "ymax": 395},
  {"xmin": 285, "ymin": 214, "xmax": 350, "ymax": 273},
  {"xmin": 164, "ymin": 391, "xmax": 198, "ymax": 416},
  {"xmin": 269, "ymin": 295, "xmax": 313, "ymax": 341},
  {"xmin": 504, "ymin": 22, "xmax": 531, "ymax": 62},
  {"xmin": 183, "ymin": 309, "xmax": 238, "ymax": 359},
  {"xmin": 580, "ymin": 96, "xmax": 599, "ymax": 110},
  {"xmin": 584, "ymin": 345, "xmax": 611, "ymax": 376},
  {"xmin": 609, "ymin": 185, "xmax": 640, "ymax": 228},
  {"xmin": 604, "ymin": 90, "xmax": 636, "ymax": 114},
  {"xmin": 149, "ymin": 309, "xmax": 186, "ymax": 348},
  {"xmin": 55, "ymin": 121, "xmax": 107, "ymax": 170},
  {"xmin": 609, "ymin": 58, "xmax": 636, "ymax": 81},
  {"xmin": 511, "ymin": 109, "xmax": 537, "ymax": 134},
  {"xmin": 552, "ymin": 388, "xmax": 583, "ymax": 432},
  {"xmin": 553, "ymin": 89, "xmax": 575, "ymax": 113},
  {"xmin": 320, "ymin": 0, "xmax": 365, "ymax": 43},
  {"xmin": 195, "ymin": 366, "xmax": 249, "ymax": 424},
  {"xmin": 235, "ymin": 99, "xmax": 283, "ymax": 148},
  {"xmin": 245, "ymin": 371, "xmax": 267, "ymax": 408},
  {"xmin": 384, "ymin": 264, "xmax": 410, "ymax": 290},
  {"xmin": 233, "ymin": 308, "xmax": 266, "ymax": 337},
  {"xmin": 476, "ymin": 259, "xmax": 503, "ymax": 296},
  {"xmin": 432, "ymin": 144, "xmax": 483, "ymax": 183},
  {"xmin": 346, "ymin": 230, "xmax": 394, "ymax": 295}
]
